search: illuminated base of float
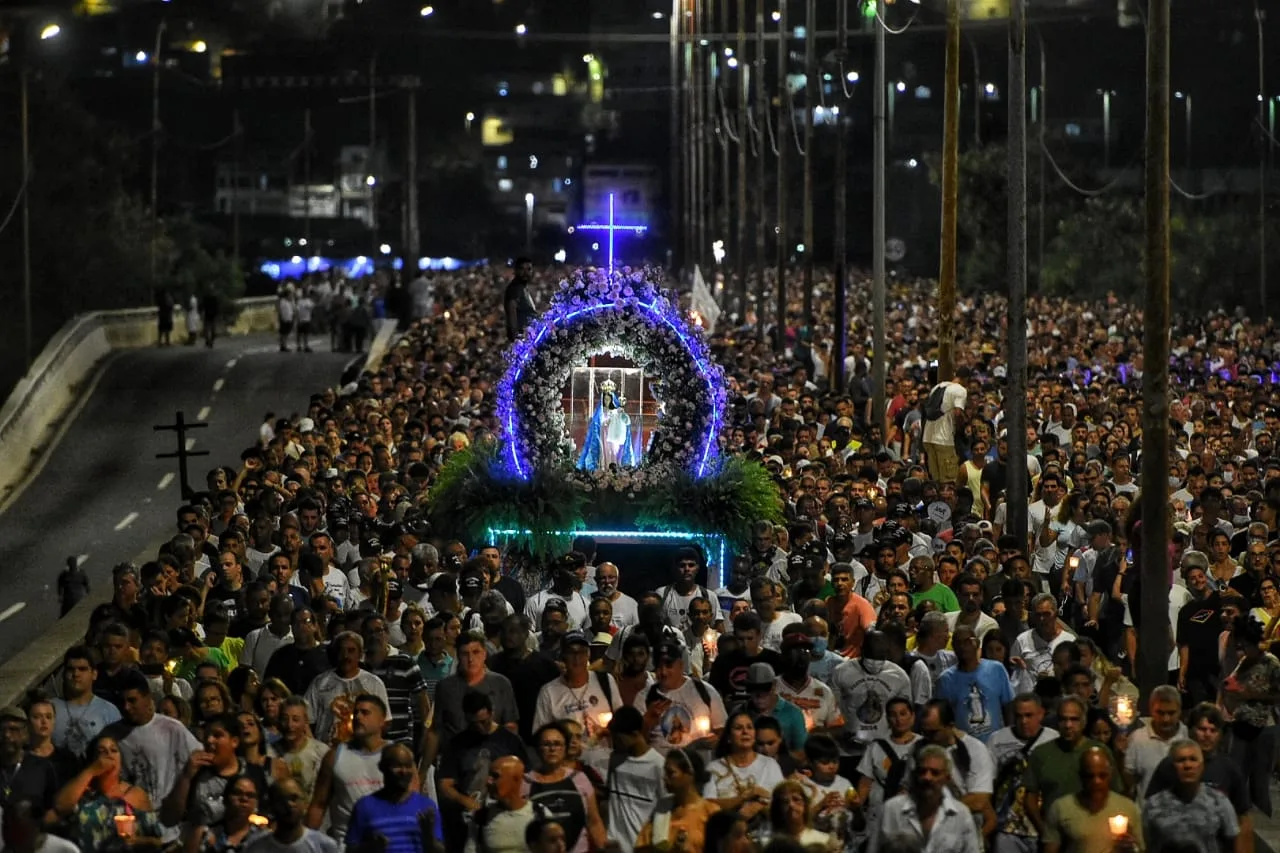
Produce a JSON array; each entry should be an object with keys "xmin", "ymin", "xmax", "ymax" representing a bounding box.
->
[{"xmin": 486, "ymin": 527, "xmax": 727, "ymax": 593}]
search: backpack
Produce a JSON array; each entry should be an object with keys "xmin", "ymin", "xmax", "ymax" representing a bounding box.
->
[
  {"xmin": 876, "ymin": 739, "xmax": 910, "ymax": 797},
  {"xmin": 646, "ymin": 677, "xmax": 713, "ymax": 709},
  {"xmin": 923, "ymin": 384, "xmax": 948, "ymax": 422},
  {"xmin": 594, "ymin": 671, "xmax": 614, "ymax": 708}
]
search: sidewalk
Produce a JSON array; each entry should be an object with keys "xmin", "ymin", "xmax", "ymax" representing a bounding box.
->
[{"xmin": 1254, "ymin": 779, "xmax": 1280, "ymax": 852}]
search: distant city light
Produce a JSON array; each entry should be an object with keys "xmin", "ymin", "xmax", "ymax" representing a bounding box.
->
[
  {"xmin": 135, "ymin": 50, "xmax": 148, "ymax": 63},
  {"xmin": 652, "ymin": 11, "xmax": 665, "ymax": 19},
  {"xmin": 529, "ymin": 155, "xmax": 539, "ymax": 169},
  {"xmin": 39, "ymin": 24, "xmax": 61, "ymax": 40},
  {"xmin": 796, "ymin": 243, "xmax": 805, "ymax": 253},
  {"xmin": 724, "ymin": 47, "xmax": 734, "ymax": 57},
  {"xmin": 554, "ymin": 248, "xmax": 568, "ymax": 262},
  {"xmin": 907, "ymin": 158, "xmax": 919, "ymax": 168},
  {"xmin": 299, "ymin": 238, "xmax": 308, "ymax": 246},
  {"xmin": 583, "ymin": 53, "xmax": 594, "ymax": 63},
  {"xmin": 515, "ymin": 23, "xmax": 527, "ymax": 35},
  {"xmin": 380, "ymin": 244, "xmax": 392, "ymax": 255},
  {"xmin": 895, "ymin": 81, "xmax": 906, "ymax": 93},
  {"xmin": 365, "ymin": 175, "xmax": 376, "ymax": 187},
  {"xmin": 465, "ymin": 111, "xmax": 475, "ymax": 121},
  {"xmin": 727, "ymin": 57, "xmax": 739, "ymax": 69},
  {"xmin": 846, "ymin": 71, "xmax": 860, "ymax": 83},
  {"xmin": 419, "ymin": 5, "xmax": 434, "ymax": 16},
  {"xmin": 771, "ymin": 10, "xmax": 782, "ymax": 22},
  {"xmin": 984, "ymin": 82, "xmax": 996, "ymax": 95},
  {"xmin": 192, "ymin": 40, "xmax": 207, "ymax": 53}
]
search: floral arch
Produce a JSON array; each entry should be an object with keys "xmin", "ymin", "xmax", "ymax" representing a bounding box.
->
[{"xmin": 496, "ymin": 268, "xmax": 727, "ymax": 480}]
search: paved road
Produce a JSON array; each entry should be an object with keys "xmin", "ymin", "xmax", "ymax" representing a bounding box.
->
[{"xmin": 0, "ymin": 335, "xmax": 354, "ymax": 663}]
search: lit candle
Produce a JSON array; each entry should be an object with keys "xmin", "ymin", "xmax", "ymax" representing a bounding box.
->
[
  {"xmin": 113, "ymin": 815, "xmax": 137, "ymax": 839},
  {"xmin": 1108, "ymin": 814, "xmax": 1129, "ymax": 838},
  {"xmin": 695, "ymin": 716, "xmax": 711, "ymax": 735},
  {"xmin": 597, "ymin": 711, "xmax": 613, "ymax": 728},
  {"xmin": 1112, "ymin": 695, "xmax": 1135, "ymax": 727},
  {"xmin": 248, "ymin": 814, "xmax": 270, "ymax": 828}
]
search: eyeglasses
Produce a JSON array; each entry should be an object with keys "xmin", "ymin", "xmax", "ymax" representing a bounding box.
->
[{"xmin": 539, "ymin": 741, "xmax": 566, "ymax": 750}]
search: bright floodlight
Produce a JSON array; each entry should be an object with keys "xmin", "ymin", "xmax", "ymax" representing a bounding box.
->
[
  {"xmin": 136, "ymin": 50, "xmax": 148, "ymax": 63},
  {"xmin": 846, "ymin": 71, "xmax": 860, "ymax": 83},
  {"xmin": 984, "ymin": 82, "xmax": 996, "ymax": 95},
  {"xmin": 771, "ymin": 10, "xmax": 782, "ymax": 22},
  {"xmin": 420, "ymin": 5, "xmax": 434, "ymax": 16},
  {"xmin": 40, "ymin": 24, "xmax": 61, "ymax": 40},
  {"xmin": 465, "ymin": 111, "xmax": 476, "ymax": 121},
  {"xmin": 515, "ymin": 23, "xmax": 527, "ymax": 35},
  {"xmin": 379, "ymin": 243, "xmax": 391, "ymax": 255},
  {"xmin": 366, "ymin": 175, "xmax": 376, "ymax": 187},
  {"xmin": 895, "ymin": 81, "xmax": 906, "ymax": 93},
  {"xmin": 727, "ymin": 57, "xmax": 739, "ymax": 68},
  {"xmin": 652, "ymin": 11, "xmax": 664, "ymax": 18},
  {"xmin": 554, "ymin": 248, "xmax": 568, "ymax": 262},
  {"xmin": 525, "ymin": 193, "xmax": 535, "ymax": 205},
  {"xmin": 583, "ymin": 53, "xmax": 594, "ymax": 63},
  {"xmin": 192, "ymin": 40, "xmax": 207, "ymax": 53}
]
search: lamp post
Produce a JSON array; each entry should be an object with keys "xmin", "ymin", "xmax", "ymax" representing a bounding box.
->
[
  {"xmin": 525, "ymin": 192, "xmax": 535, "ymax": 254},
  {"xmin": 1098, "ymin": 88, "xmax": 1114, "ymax": 169},
  {"xmin": 1174, "ymin": 91, "xmax": 1192, "ymax": 171},
  {"xmin": 149, "ymin": 20, "xmax": 166, "ymax": 303},
  {"xmin": 20, "ymin": 67, "xmax": 31, "ymax": 369}
]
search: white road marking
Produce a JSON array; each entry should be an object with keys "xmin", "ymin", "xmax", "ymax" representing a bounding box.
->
[
  {"xmin": 0, "ymin": 603, "xmax": 26, "ymax": 624},
  {"xmin": 225, "ymin": 359, "xmax": 238, "ymax": 370},
  {"xmin": 114, "ymin": 512, "xmax": 138, "ymax": 531},
  {"xmin": 76, "ymin": 554, "xmax": 89, "ymax": 566},
  {"xmin": 158, "ymin": 473, "xmax": 174, "ymax": 490},
  {"xmin": 197, "ymin": 406, "xmax": 211, "ymax": 421},
  {"xmin": 213, "ymin": 379, "xmax": 225, "ymax": 392},
  {"xmin": 185, "ymin": 438, "xmax": 196, "ymax": 451}
]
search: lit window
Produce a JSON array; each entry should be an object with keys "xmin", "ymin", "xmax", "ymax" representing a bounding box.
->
[
  {"xmin": 497, "ymin": 156, "xmax": 508, "ymax": 170},
  {"xmin": 498, "ymin": 178, "xmax": 514, "ymax": 192},
  {"xmin": 1065, "ymin": 123, "xmax": 1081, "ymax": 137},
  {"xmin": 915, "ymin": 85, "xmax": 932, "ymax": 99},
  {"xmin": 529, "ymin": 155, "xmax": 538, "ymax": 169}
]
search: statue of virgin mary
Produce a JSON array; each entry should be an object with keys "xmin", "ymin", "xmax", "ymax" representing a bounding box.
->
[{"xmin": 577, "ymin": 378, "xmax": 637, "ymax": 470}]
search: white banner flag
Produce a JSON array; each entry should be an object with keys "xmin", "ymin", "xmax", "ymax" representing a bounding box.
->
[{"xmin": 691, "ymin": 265, "xmax": 721, "ymax": 333}]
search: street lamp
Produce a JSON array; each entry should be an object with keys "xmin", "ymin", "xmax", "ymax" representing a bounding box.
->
[
  {"xmin": 39, "ymin": 24, "xmax": 60, "ymax": 40},
  {"xmin": 1174, "ymin": 91, "xmax": 1192, "ymax": 170},
  {"xmin": 515, "ymin": 23, "xmax": 527, "ymax": 35},
  {"xmin": 465, "ymin": 111, "xmax": 475, "ymax": 132},
  {"xmin": 22, "ymin": 22, "xmax": 63, "ymax": 367},
  {"xmin": 149, "ymin": 20, "xmax": 167, "ymax": 303},
  {"xmin": 1097, "ymin": 88, "xmax": 1115, "ymax": 168},
  {"xmin": 524, "ymin": 193, "xmax": 535, "ymax": 253},
  {"xmin": 419, "ymin": 5, "xmax": 434, "ymax": 16}
]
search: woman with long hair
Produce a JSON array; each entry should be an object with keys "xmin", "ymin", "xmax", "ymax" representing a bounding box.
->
[
  {"xmin": 1221, "ymin": 616, "xmax": 1280, "ymax": 815},
  {"xmin": 192, "ymin": 679, "xmax": 233, "ymax": 739},
  {"xmin": 54, "ymin": 734, "xmax": 164, "ymax": 851},
  {"xmin": 225, "ymin": 666, "xmax": 260, "ymax": 714},
  {"xmin": 1254, "ymin": 577, "xmax": 1280, "ymax": 651},
  {"xmin": 636, "ymin": 748, "xmax": 719, "ymax": 853},
  {"xmin": 522, "ymin": 721, "xmax": 607, "ymax": 853},
  {"xmin": 701, "ymin": 810, "xmax": 754, "ymax": 853},
  {"xmin": 254, "ymin": 679, "xmax": 291, "ymax": 746},
  {"xmin": 703, "ymin": 710, "xmax": 784, "ymax": 830},
  {"xmin": 236, "ymin": 711, "xmax": 287, "ymax": 784},
  {"xmin": 765, "ymin": 779, "xmax": 832, "ymax": 848},
  {"xmin": 981, "ymin": 631, "xmax": 1035, "ymax": 695},
  {"xmin": 187, "ymin": 775, "xmax": 269, "ymax": 853}
]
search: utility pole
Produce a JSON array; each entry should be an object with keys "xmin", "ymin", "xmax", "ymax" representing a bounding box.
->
[
  {"xmin": 406, "ymin": 88, "xmax": 420, "ymax": 263},
  {"xmin": 232, "ymin": 109, "xmax": 241, "ymax": 266},
  {"xmin": 755, "ymin": 0, "xmax": 768, "ymax": 341},
  {"xmin": 369, "ymin": 54, "xmax": 378, "ymax": 259},
  {"xmin": 1258, "ymin": 0, "xmax": 1268, "ymax": 313},
  {"xmin": 1006, "ymin": 0, "xmax": 1029, "ymax": 545},
  {"xmin": 1138, "ymin": 0, "xmax": 1172, "ymax": 705},
  {"xmin": 303, "ymin": 108, "xmax": 313, "ymax": 251},
  {"xmin": 683, "ymin": 1, "xmax": 694, "ymax": 273},
  {"xmin": 871, "ymin": 0, "xmax": 887, "ymax": 429},
  {"xmin": 670, "ymin": 0, "xmax": 682, "ymax": 271},
  {"xmin": 1037, "ymin": 33, "xmax": 1046, "ymax": 289},
  {"xmin": 717, "ymin": 0, "xmax": 730, "ymax": 279},
  {"xmin": 20, "ymin": 69, "xmax": 31, "ymax": 369},
  {"xmin": 154, "ymin": 411, "xmax": 210, "ymax": 501},
  {"xmin": 937, "ymin": 0, "xmax": 960, "ymax": 381},
  {"xmin": 149, "ymin": 22, "xmax": 166, "ymax": 304},
  {"xmin": 832, "ymin": 0, "xmax": 849, "ymax": 393},
  {"xmin": 774, "ymin": 0, "xmax": 789, "ymax": 352},
  {"xmin": 801, "ymin": 0, "xmax": 816, "ymax": 326},
  {"xmin": 696, "ymin": 0, "xmax": 709, "ymax": 276},
  {"xmin": 737, "ymin": 0, "xmax": 749, "ymax": 320}
]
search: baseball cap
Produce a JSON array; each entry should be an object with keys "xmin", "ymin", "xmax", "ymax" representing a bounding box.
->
[
  {"xmin": 653, "ymin": 639, "xmax": 684, "ymax": 665},
  {"xmin": 1084, "ymin": 519, "xmax": 1112, "ymax": 538},
  {"xmin": 854, "ymin": 498, "xmax": 875, "ymax": 511},
  {"xmin": 0, "ymin": 706, "xmax": 26, "ymax": 723},
  {"xmin": 787, "ymin": 553, "xmax": 812, "ymax": 573},
  {"xmin": 459, "ymin": 574, "xmax": 484, "ymax": 594},
  {"xmin": 562, "ymin": 630, "xmax": 591, "ymax": 650},
  {"xmin": 745, "ymin": 662, "xmax": 776, "ymax": 689},
  {"xmin": 888, "ymin": 502, "xmax": 913, "ymax": 519}
]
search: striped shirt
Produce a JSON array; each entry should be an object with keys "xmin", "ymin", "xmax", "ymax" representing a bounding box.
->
[{"xmin": 365, "ymin": 653, "xmax": 427, "ymax": 746}]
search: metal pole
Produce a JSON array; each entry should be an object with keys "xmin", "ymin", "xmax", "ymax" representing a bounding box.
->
[
  {"xmin": 697, "ymin": 0, "xmax": 710, "ymax": 276},
  {"xmin": 774, "ymin": 0, "xmax": 788, "ymax": 352},
  {"xmin": 670, "ymin": 0, "xmax": 682, "ymax": 270},
  {"xmin": 968, "ymin": 37, "xmax": 981, "ymax": 147},
  {"xmin": 754, "ymin": 0, "xmax": 768, "ymax": 340},
  {"xmin": 1103, "ymin": 91, "xmax": 1112, "ymax": 169},
  {"xmin": 149, "ymin": 22, "xmax": 165, "ymax": 303},
  {"xmin": 525, "ymin": 194, "xmax": 534, "ymax": 253},
  {"xmin": 1139, "ymin": 0, "xmax": 1172, "ymax": 705},
  {"xmin": 717, "ymin": 0, "xmax": 729, "ymax": 279},
  {"xmin": 20, "ymin": 69, "xmax": 31, "ymax": 369},
  {"xmin": 871, "ymin": 0, "xmax": 887, "ymax": 428},
  {"xmin": 1037, "ymin": 30, "xmax": 1046, "ymax": 290},
  {"xmin": 232, "ymin": 109, "xmax": 241, "ymax": 265},
  {"xmin": 303, "ymin": 108, "xmax": 312, "ymax": 251},
  {"xmin": 1258, "ymin": 0, "xmax": 1268, "ymax": 314},
  {"xmin": 737, "ymin": 0, "xmax": 749, "ymax": 320},
  {"xmin": 832, "ymin": 0, "xmax": 849, "ymax": 394},
  {"xmin": 937, "ymin": 0, "xmax": 960, "ymax": 381},
  {"xmin": 683, "ymin": 2, "xmax": 695, "ymax": 273},
  {"xmin": 406, "ymin": 88, "xmax": 420, "ymax": 262},
  {"xmin": 1006, "ymin": 0, "xmax": 1029, "ymax": 543},
  {"xmin": 369, "ymin": 55, "xmax": 378, "ymax": 258},
  {"xmin": 801, "ymin": 0, "xmax": 815, "ymax": 325},
  {"xmin": 1185, "ymin": 95, "xmax": 1192, "ymax": 172}
]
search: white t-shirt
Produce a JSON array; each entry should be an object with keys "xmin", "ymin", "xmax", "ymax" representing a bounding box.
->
[
  {"xmin": 242, "ymin": 626, "xmax": 293, "ymax": 676},
  {"xmin": 856, "ymin": 734, "xmax": 921, "ymax": 816},
  {"xmin": 946, "ymin": 732, "xmax": 996, "ymax": 795},
  {"xmin": 761, "ymin": 611, "xmax": 802, "ymax": 652},
  {"xmin": 302, "ymin": 670, "xmax": 391, "ymax": 743},
  {"xmin": 1011, "ymin": 628, "xmax": 1076, "ymax": 677},
  {"xmin": 944, "ymin": 611, "xmax": 1000, "ymax": 642},
  {"xmin": 922, "ymin": 381, "xmax": 968, "ymax": 446},
  {"xmin": 604, "ymin": 749, "xmax": 667, "ymax": 853},
  {"xmin": 829, "ymin": 660, "xmax": 912, "ymax": 743},
  {"xmin": 702, "ymin": 753, "xmax": 785, "ymax": 801},
  {"xmin": 51, "ymin": 695, "xmax": 121, "ymax": 759},
  {"xmin": 603, "ymin": 591, "xmax": 640, "ymax": 629},
  {"xmin": 525, "ymin": 589, "xmax": 590, "ymax": 629},
  {"xmin": 243, "ymin": 829, "xmax": 340, "ymax": 853},
  {"xmin": 321, "ymin": 567, "xmax": 352, "ymax": 609},
  {"xmin": 655, "ymin": 585, "xmax": 725, "ymax": 632},
  {"xmin": 532, "ymin": 673, "xmax": 623, "ymax": 740},
  {"xmin": 775, "ymin": 676, "xmax": 842, "ymax": 730},
  {"xmin": 112, "ymin": 714, "xmax": 202, "ymax": 841},
  {"xmin": 632, "ymin": 677, "xmax": 728, "ymax": 753}
]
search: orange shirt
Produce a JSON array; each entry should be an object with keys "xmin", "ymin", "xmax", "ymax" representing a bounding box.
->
[{"xmin": 830, "ymin": 593, "xmax": 878, "ymax": 658}]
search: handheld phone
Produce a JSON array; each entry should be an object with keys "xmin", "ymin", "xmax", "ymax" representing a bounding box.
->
[
  {"xmin": 1068, "ymin": 555, "xmax": 1080, "ymax": 570},
  {"xmin": 1125, "ymin": 548, "xmax": 1134, "ymax": 562}
]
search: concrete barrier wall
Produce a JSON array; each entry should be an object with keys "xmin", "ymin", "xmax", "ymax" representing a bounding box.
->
[{"xmin": 0, "ymin": 297, "xmax": 277, "ymax": 508}]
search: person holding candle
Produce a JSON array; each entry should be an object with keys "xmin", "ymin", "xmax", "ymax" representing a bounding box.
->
[
  {"xmin": 635, "ymin": 748, "xmax": 719, "ymax": 853},
  {"xmin": 531, "ymin": 632, "xmax": 622, "ymax": 749},
  {"xmin": 1024, "ymin": 696, "xmax": 1123, "ymax": 839},
  {"xmin": 1040, "ymin": 747, "xmax": 1142, "ymax": 853},
  {"xmin": 244, "ymin": 778, "xmax": 338, "ymax": 853},
  {"xmin": 344, "ymin": 743, "xmax": 444, "ymax": 853},
  {"xmin": 1142, "ymin": 740, "xmax": 1240, "ymax": 853},
  {"xmin": 191, "ymin": 775, "xmax": 270, "ymax": 853},
  {"xmin": 702, "ymin": 710, "xmax": 783, "ymax": 836},
  {"xmin": 635, "ymin": 641, "xmax": 727, "ymax": 753},
  {"xmin": 53, "ymin": 733, "xmax": 164, "ymax": 852}
]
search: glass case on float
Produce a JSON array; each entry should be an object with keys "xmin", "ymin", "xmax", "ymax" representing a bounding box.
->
[{"xmin": 565, "ymin": 358, "xmax": 663, "ymax": 469}]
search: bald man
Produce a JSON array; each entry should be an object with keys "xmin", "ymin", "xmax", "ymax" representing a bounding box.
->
[
  {"xmin": 1042, "ymin": 747, "xmax": 1142, "ymax": 853},
  {"xmin": 475, "ymin": 756, "xmax": 535, "ymax": 853},
  {"xmin": 344, "ymin": 743, "xmax": 444, "ymax": 852}
]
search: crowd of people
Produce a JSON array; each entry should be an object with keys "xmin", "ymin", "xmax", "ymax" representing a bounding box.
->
[{"xmin": 4, "ymin": 260, "xmax": 1279, "ymax": 853}]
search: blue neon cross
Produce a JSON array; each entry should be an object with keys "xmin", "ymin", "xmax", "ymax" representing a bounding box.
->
[{"xmin": 575, "ymin": 192, "xmax": 647, "ymax": 276}]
